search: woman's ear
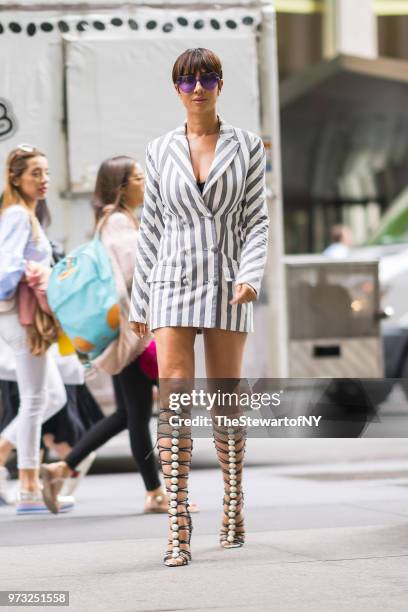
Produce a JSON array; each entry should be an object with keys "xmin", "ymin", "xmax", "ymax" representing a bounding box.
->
[{"xmin": 218, "ymin": 79, "xmax": 224, "ymax": 95}]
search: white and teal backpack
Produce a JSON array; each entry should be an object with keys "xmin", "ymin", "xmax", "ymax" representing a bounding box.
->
[{"xmin": 47, "ymin": 234, "xmax": 120, "ymax": 360}]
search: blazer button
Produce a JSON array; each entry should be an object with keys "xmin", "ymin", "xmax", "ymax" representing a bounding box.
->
[
  {"xmin": 183, "ymin": 278, "xmax": 189, "ymax": 285},
  {"xmin": 205, "ymin": 213, "xmax": 213, "ymax": 219},
  {"xmin": 210, "ymin": 246, "xmax": 218, "ymax": 253}
]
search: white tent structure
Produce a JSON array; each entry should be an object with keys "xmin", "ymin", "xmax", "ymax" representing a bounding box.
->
[{"xmin": 0, "ymin": 0, "xmax": 287, "ymax": 377}]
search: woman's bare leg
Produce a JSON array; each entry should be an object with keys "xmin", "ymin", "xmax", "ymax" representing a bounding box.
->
[
  {"xmin": 154, "ymin": 327, "xmax": 196, "ymax": 380},
  {"xmin": 203, "ymin": 329, "xmax": 247, "ymax": 379},
  {"xmin": 153, "ymin": 327, "xmax": 197, "ymax": 566},
  {"xmin": 203, "ymin": 328, "xmax": 248, "ymax": 547}
]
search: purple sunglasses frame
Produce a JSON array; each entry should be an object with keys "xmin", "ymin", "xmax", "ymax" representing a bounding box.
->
[{"xmin": 176, "ymin": 72, "xmax": 221, "ymax": 93}]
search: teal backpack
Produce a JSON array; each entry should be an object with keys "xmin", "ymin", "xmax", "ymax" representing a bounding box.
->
[{"xmin": 47, "ymin": 234, "xmax": 120, "ymax": 361}]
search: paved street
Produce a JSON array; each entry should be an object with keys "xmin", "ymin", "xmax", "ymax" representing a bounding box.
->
[{"xmin": 2, "ymin": 432, "xmax": 408, "ymax": 611}]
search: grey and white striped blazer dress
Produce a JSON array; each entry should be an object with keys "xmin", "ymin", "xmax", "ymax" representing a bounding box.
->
[{"xmin": 129, "ymin": 118, "xmax": 269, "ymax": 333}]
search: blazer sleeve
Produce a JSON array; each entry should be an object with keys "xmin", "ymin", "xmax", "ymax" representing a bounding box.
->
[
  {"xmin": 129, "ymin": 143, "xmax": 165, "ymax": 324},
  {"xmin": 0, "ymin": 207, "xmax": 31, "ymax": 300},
  {"xmin": 235, "ymin": 135, "xmax": 269, "ymax": 296}
]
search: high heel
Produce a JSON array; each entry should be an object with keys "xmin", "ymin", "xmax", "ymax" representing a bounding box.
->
[
  {"xmin": 220, "ymin": 491, "xmax": 245, "ymax": 548},
  {"xmin": 213, "ymin": 424, "xmax": 246, "ymax": 548},
  {"xmin": 164, "ymin": 504, "xmax": 192, "ymax": 566},
  {"xmin": 157, "ymin": 405, "xmax": 193, "ymax": 566}
]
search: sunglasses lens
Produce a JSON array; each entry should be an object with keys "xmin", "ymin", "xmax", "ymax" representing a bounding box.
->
[
  {"xmin": 178, "ymin": 75, "xmax": 196, "ymax": 93},
  {"xmin": 200, "ymin": 73, "xmax": 219, "ymax": 91}
]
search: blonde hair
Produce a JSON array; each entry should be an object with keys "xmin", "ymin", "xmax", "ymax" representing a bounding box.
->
[{"xmin": 1, "ymin": 146, "xmax": 47, "ymax": 239}]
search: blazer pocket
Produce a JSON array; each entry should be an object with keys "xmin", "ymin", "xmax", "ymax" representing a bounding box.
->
[
  {"xmin": 222, "ymin": 258, "xmax": 240, "ymax": 282},
  {"xmin": 148, "ymin": 263, "xmax": 183, "ymax": 283}
]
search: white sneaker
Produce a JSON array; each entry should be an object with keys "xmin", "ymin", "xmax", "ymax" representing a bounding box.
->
[
  {"xmin": 57, "ymin": 494, "xmax": 76, "ymax": 507},
  {"xmin": 60, "ymin": 451, "xmax": 96, "ymax": 497},
  {"xmin": 0, "ymin": 467, "xmax": 14, "ymax": 505},
  {"xmin": 16, "ymin": 489, "xmax": 75, "ymax": 515}
]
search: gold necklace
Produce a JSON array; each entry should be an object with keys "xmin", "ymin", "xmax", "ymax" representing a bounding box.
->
[{"xmin": 186, "ymin": 117, "xmax": 221, "ymax": 139}]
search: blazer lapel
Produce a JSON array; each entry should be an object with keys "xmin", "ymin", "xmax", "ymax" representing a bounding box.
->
[
  {"xmin": 169, "ymin": 125, "xmax": 214, "ymax": 217},
  {"xmin": 202, "ymin": 120, "xmax": 239, "ymax": 197},
  {"xmin": 169, "ymin": 126, "xmax": 202, "ymax": 197},
  {"xmin": 168, "ymin": 118, "xmax": 240, "ymax": 215}
]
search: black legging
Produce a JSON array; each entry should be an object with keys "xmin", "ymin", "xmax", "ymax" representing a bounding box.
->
[{"xmin": 65, "ymin": 359, "xmax": 161, "ymax": 492}]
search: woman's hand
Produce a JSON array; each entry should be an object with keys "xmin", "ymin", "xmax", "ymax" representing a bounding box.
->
[
  {"xmin": 130, "ymin": 322, "xmax": 149, "ymax": 338},
  {"xmin": 229, "ymin": 283, "xmax": 257, "ymax": 305}
]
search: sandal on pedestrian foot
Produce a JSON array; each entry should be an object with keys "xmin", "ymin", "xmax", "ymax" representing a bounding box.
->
[{"xmin": 39, "ymin": 463, "xmax": 66, "ymax": 514}]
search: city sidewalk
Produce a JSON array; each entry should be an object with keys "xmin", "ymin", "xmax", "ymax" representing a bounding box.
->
[{"xmin": 1, "ymin": 438, "xmax": 408, "ymax": 611}]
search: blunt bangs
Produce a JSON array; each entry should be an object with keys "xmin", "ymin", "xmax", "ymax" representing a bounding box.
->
[{"xmin": 172, "ymin": 48, "xmax": 223, "ymax": 83}]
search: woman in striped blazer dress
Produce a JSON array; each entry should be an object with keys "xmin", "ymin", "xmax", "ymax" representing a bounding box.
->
[{"xmin": 130, "ymin": 48, "xmax": 269, "ymax": 567}]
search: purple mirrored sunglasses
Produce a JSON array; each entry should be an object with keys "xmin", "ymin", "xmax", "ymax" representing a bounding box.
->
[{"xmin": 176, "ymin": 72, "xmax": 220, "ymax": 93}]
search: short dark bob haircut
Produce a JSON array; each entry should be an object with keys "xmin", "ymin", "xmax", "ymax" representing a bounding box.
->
[{"xmin": 172, "ymin": 48, "xmax": 223, "ymax": 83}]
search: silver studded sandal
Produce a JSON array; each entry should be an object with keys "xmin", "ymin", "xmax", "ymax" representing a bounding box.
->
[
  {"xmin": 213, "ymin": 423, "xmax": 246, "ymax": 548},
  {"xmin": 157, "ymin": 405, "xmax": 193, "ymax": 567}
]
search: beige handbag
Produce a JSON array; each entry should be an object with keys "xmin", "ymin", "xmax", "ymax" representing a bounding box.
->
[{"xmin": 91, "ymin": 213, "xmax": 151, "ymax": 375}]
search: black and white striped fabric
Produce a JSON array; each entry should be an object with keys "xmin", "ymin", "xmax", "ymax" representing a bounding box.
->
[{"xmin": 129, "ymin": 118, "xmax": 269, "ymax": 333}]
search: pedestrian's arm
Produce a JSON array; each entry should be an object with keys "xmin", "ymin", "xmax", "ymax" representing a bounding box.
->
[
  {"xmin": 0, "ymin": 208, "xmax": 31, "ymax": 300},
  {"xmin": 106, "ymin": 213, "xmax": 138, "ymax": 291},
  {"xmin": 129, "ymin": 143, "xmax": 165, "ymax": 324},
  {"xmin": 235, "ymin": 135, "xmax": 269, "ymax": 297}
]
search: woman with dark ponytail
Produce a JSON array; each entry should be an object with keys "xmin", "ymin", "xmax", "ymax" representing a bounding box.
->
[{"xmin": 40, "ymin": 156, "xmax": 171, "ymax": 514}]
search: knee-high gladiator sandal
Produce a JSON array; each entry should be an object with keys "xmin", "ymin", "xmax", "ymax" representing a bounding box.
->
[
  {"xmin": 157, "ymin": 405, "xmax": 193, "ymax": 567},
  {"xmin": 213, "ymin": 422, "xmax": 246, "ymax": 548}
]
